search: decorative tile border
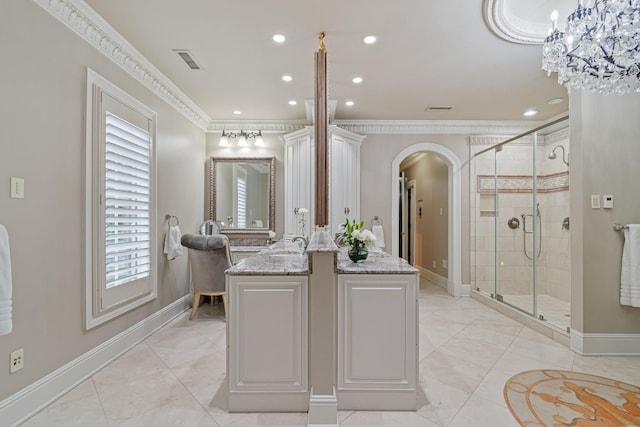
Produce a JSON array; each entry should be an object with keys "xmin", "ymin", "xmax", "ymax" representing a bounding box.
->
[{"xmin": 477, "ymin": 171, "xmax": 569, "ymax": 194}]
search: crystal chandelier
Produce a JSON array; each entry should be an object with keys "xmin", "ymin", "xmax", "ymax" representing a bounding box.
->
[{"xmin": 541, "ymin": 0, "xmax": 640, "ymax": 95}]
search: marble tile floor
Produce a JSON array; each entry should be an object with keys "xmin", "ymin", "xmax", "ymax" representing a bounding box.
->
[{"xmin": 22, "ymin": 279, "xmax": 640, "ymax": 427}]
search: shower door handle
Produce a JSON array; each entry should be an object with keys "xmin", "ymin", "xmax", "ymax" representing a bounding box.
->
[{"xmin": 521, "ymin": 213, "xmax": 534, "ymax": 234}]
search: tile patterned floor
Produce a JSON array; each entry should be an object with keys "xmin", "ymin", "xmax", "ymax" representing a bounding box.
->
[{"xmin": 21, "ymin": 280, "xmax": 640, "ymax": 427}]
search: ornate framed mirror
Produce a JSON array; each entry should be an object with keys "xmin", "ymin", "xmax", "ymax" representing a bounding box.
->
[{"xmin": 208, "ymin": 157, "xmax": 275, "ymax": 232}]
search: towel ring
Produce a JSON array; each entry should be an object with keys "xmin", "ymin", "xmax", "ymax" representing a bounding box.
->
[
  {"xmin": 371, "ymin": 216, "xmax": 383, "ymax": 226},
  {"xmin": 165, "ymin": 214, "xmax": 179, "ymax": 227}
]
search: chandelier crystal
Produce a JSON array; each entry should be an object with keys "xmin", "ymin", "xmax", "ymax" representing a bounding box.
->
[{"xmin": 541, "ymin": 0, "xmax": 640, "ymax": 95}]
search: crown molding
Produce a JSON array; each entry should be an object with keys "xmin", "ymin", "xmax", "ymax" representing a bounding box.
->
[
  {"xmin": 33, "ymin": 0, "xmax": 211, "ymax": 131},
  {"xmin": 333, "ymin": 119, "xmax": 539, "ymax": 135},
  {"xmin": 207, "ymin": 120, "xmax": 308, "ymax": 134}
]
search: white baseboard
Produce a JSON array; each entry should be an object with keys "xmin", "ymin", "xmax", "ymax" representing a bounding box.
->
[
  {"xmin": 416, "ymin": 266, "xmax": 447, "ymax": 289},
  {"xmin": 416, "ymin": 266, "xmax": 470, "ymax": 297},
  {"xmin": 308, "ymin": 387, "xmax": 338, "ymax": 427},
  {"xmin": 571, "ymin": 329, "xmax": 640, "ymax": 355},
  {"xmin": 0, "ymin": 296, "xmax": 190, "ymax": 427}
]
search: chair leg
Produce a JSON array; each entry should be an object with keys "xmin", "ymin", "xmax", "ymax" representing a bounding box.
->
[
  {"xmin": 222, "ymin": 293, "xmax": 228, "ymax": 318},
  {"xmin": 189, "ymin": 292, "xmax": 201, "ymax": 320}
]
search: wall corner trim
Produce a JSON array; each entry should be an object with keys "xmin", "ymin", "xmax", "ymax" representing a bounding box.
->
[
  {"xmin": 571, "ymin": 329, "xmax": 640, "ymax": 356},
  {"xmin": 0, "ymin": 296, "xmax": 190, "ymax": 427}
]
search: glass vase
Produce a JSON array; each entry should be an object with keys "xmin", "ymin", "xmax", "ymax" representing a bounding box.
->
[{"xmin": 348, "ymin": 245, "xmax": 368, "ymax": 263}]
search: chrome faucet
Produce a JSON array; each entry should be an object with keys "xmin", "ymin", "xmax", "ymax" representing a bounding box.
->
[
  {"xmin": 292, "ymin": 236, "xmax": 308, "ymax": 252},
  {"xmin": 334, "ymin": 234, "xmax": 346, "ymax": 246}
]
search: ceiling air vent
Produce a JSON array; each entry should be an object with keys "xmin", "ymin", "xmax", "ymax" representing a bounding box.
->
[
  {"xmin": 174, "ymin": 50, "xmax": 201, "ymax": 70},
  {"xmin": 425, "ymin": 106, "xmax": 452, "ymax": 111}
]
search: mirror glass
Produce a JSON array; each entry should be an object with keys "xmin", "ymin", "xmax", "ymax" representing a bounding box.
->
[{"xmin": 209, "ymin": 157, "xmax": 275, "ymax": 231}]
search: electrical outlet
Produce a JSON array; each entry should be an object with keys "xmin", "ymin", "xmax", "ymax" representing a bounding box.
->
[{"xmin": 10, "ymin": 348, "xmax": 24, "ymax": 373}]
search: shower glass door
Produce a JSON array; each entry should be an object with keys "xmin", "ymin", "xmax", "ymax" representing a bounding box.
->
[
  {"xmin": 470, "ymin": 142, "xmax": 497, "ymax": 297},
  {"xmin": 496, "ymin": 135, "xmax": 536, "ymax": 316}
]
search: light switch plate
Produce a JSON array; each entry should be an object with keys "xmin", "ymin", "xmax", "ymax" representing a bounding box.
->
[
  {"xmin": 591, "ymin": 195, "xmax": 600, "ymax": 209},
  {"xmin": 10, "ymin": 177, "xmax": 24, "ymax": 199}
]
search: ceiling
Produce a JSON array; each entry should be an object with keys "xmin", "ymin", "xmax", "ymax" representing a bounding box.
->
[{"xmin": 83, "ymin": 0, "xmax": 572, "ymax": 125}]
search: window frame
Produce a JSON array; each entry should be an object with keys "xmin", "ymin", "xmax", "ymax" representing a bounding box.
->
[{"xmin": 84, "ymin": 68, "xmax": 158, "ymax": 330}]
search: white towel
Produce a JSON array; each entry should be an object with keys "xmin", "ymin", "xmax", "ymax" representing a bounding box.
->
[
  {"xmin": 621, "ymin": 224, "xmax": 640, "ymax": 307},
  {"xmin": 163, "ymin": 225, "xmax": 184, "ymax": 261},
  {"xmin": 372, "ymin": 225, "xmax": 385, "ymax": 249},
  {"xmin": 0, "ymin": 224, "xmax": 13, "ymax": 335}
]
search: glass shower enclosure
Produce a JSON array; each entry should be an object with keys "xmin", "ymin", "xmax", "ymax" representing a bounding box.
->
[{"xmin": 470, "ymin": 116, "xmax": 571, "ymax": 332}]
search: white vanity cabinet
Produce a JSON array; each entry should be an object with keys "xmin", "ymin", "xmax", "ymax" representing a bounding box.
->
[
  {"xmin": 227, "ymin": 275, "xmax": 309, "ymax": 411},
  {"xmin": 283, "ymin": 126, "xmax": 364, "ymax": 236},
  {"xmin": 337, "ymin": 273, "xmax": 418, "ymax": 410}
]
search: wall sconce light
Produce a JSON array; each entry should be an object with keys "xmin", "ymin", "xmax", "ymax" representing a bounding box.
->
[{"xmin": 219, "ymin": 130, "xmax": 264, "ymax": 147}]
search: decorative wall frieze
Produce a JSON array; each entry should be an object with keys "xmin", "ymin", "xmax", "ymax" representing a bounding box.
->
[
  {"xmin": 33, "ymin": 0, "xmax": 211, "ymax": 130},
  {"xmin": 477, "ymin": 171, "xmax": 570, "ymax": 194}
]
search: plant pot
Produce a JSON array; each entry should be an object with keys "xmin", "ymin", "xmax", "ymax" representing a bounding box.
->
[{"xmin": 348, "ymin": 246, "xmax": 368, "ymax": 263}]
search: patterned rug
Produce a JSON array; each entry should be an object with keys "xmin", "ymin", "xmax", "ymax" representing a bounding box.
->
[{"xmin": 504, "ymin": 369, "xmax": 640, "ymax": 426}]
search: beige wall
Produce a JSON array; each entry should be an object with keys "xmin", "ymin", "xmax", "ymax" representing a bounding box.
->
[
  {"xmin": 360, "ymin": 134, "xmax": 471, "ymax": 284},
  {"xmin": 571, "ymin": 91, "xmax": 640, "ymax": 334},
  {"xmin": 402, "ymin": 154, "xmax": 449, "ymax": 277},
  {"xmin": 0, "ymin": 1, "xmax": 205, "ymax": 399}
]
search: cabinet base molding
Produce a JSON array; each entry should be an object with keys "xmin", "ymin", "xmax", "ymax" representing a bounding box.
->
[
  {"xmin": 307, "ymin": 386, "xmax": 338, "ymax": 427},
  {"xmin": 228, "ymin": 391, "xmax": 309, "ymax": 412},
  {"xmin": 337, "ymin": 389, "xmax": 417, "ymax": 411}
]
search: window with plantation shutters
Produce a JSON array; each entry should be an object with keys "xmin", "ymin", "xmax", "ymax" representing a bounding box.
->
[
  {"xmin": 104, "ymin": 112, "xmax": 151, "ymax": 289},
  {"xmin": 85, "ymin": 69, "xmax": 157, "ymax": 330},
  {"xmin": 235, "ymin": 165, "xmax": 247, "ymax": 228}
]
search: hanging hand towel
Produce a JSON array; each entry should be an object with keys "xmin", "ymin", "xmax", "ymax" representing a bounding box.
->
[
  {"xmin": 0, "ymin": 224, "xmax": 13, "ymax": 335},
  {"xmin": 621, "ymin": 224, "xmax": 640, "ymax": 307},
  {"xmin": 372, "ymin": 225, "xmax": 385, "ymax": 249},
  {"xmin": 163, "ymin": 225, "xmax": 184, "ymax": 261}
]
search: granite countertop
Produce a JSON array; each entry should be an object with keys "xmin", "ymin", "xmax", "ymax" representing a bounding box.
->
[
  {"xmin": 226, "ymin": 242, "xmax": 417, "ymax": 276},
  {"xmin": 336, "ymin": 248, "xmax": 419, "ymax": 274},
  {"xmin": 229, "ymin": 245, "xmax": 268, "ymax": 252},
  {"xmin": 226, "ymin": 241, "xmax": 308, "ymax": 276}
]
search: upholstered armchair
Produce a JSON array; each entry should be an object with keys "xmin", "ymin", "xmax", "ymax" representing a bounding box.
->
[{"xmin": 180, "ymin": 233, "xmax": 232, "ymax": 320}]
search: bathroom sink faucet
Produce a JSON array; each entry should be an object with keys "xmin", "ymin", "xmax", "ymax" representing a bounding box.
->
[{"xmin": 292, "ymin": 236, "xmax": 308, "ymax": 252}]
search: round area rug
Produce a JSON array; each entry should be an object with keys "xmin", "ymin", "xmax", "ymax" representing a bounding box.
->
[{"xmin": 504, "ymin": 369, "xmax": 640, "ymax": 426}]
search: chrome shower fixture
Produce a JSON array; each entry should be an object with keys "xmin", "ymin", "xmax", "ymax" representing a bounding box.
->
[{"xmin": 548, "ymin": 144, "xmax": 569, "ymax": 166}]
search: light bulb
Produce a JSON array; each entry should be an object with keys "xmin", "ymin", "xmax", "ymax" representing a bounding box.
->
[{"xmin": 238, "ymin": 134, "xmax": 248, "ymax": 146}]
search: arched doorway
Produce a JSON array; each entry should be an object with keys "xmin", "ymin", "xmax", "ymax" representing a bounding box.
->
[{"xmin": 391, "ymin": 143, "xmax": 466, "ymax": 297}]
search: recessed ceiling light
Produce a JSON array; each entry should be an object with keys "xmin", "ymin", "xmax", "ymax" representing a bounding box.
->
[
  {"xmin": 288, "ymin": 100, "xmax": 297, "ymax": 106},
  {"xmin": 352, "ymin": 77, "xmax": 363, "ymax": 84},
  {"xmin": 523, "ymin": 109, "xmax": 538, "ymax": 117},
  {"xmin": 282, "ymin": 75, "xmax": 293, "ymax": 82},
  {"xmin": 547, "ymin": 97, "xmax": 564, "ymax": 105},
  {"xmin": 273, "ymin": 34, "xmax": 286, "ymax": 43},
  {"xmin": 345, "ymin": 100, "xmax": 355, "ymax": 106},
  {"xmin": 363, "ymin": 35, "xmax": 377, "ymax": 44},
  {"xmin": 233, "ymin": 110, "xmax": 241, "ymax": 115}
]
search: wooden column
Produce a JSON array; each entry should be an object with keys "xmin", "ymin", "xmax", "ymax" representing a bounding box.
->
[{"xmin": 314, "ymin": 33, "xmax": 328, "ymax": 227}]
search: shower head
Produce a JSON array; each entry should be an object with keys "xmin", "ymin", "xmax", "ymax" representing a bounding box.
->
[{"xmin": 548, "ymin": 145, "xmax": 569, "ymax": 166}]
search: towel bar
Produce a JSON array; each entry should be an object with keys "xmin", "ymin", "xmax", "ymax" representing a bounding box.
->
[{"xmin": 613, "ymin": 223, "xmax": 629, "ymax": 232}]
